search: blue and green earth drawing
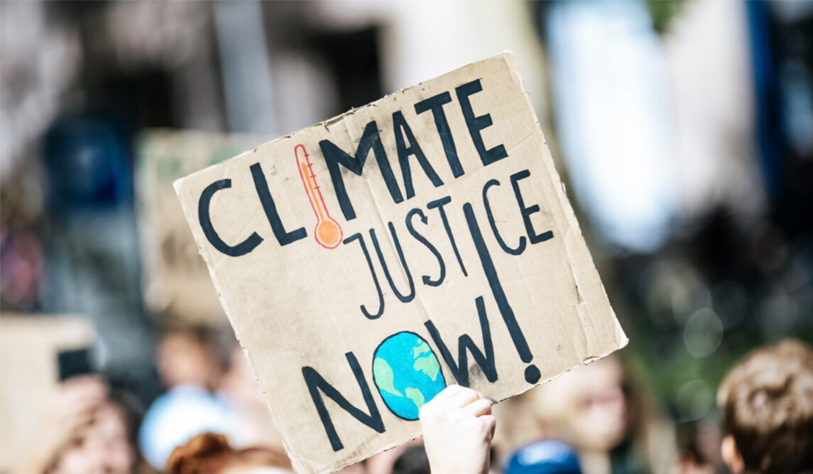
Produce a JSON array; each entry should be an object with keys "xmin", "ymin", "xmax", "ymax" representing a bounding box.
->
[{"xmin": 372, "ymin": 332, "xmax": 446, "ymax": 420}]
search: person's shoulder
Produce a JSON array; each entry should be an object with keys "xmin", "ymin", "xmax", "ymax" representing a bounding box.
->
[{"xmin": 504, "ymin": 439, "xmax": 581, "ymax": 474}]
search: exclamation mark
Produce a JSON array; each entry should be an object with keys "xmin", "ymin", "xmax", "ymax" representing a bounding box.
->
[{"xmin": 463, "ymin": 202, "xmax": 541, "ymax": 384}]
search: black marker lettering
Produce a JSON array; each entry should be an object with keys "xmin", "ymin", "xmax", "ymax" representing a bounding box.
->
[
  {"xmin": 427, "ymin": 196, "xmax": 468, "ymax": 277},
  {"xmin": 414, "ymin": 92, "xmax": 464, "ymax": 178},
  {"xmin": 406, "ymin": 208, "xmax": 446, "ymax": 287},
  {"xmin": 370, "ymin": 223, "xmax": 415, "ymax": 303},
  {"xmin": 483, "ymin": 179, "xmax": 526, "ymax": 256},
  {"xmin": 302, "ymin": 352, "xmax": 385, "ymax": 452},
  {"xmin": 510, "ymin": 170, "xmax": 553, "ymax": 245},
  {"xmin": 343, "ymin": 233, "xmax": 384, "ymax": 319},
  {"xmin": 198, "ymin": 179, "xmax": 263, "ymax": 256},
  {"xmin": 456, "ymin": 79, "xmax": 508, "ymax": 166},
  {"xmin": 425, "ymin": 296, "xmax": 497, "ymax": 387},
  {"xmin": 250, "ymin": 163, "xmax": 307, "ymax": 246},
  {"xmin": 393, "ymin": 111, "xmax": 443, "ymax": 199},
  {"xmin": 320, "ymin": 121, "xmax": 403, "ymax": 221},
  {"xmin": 463, "ymin": 203, "xmax": 540, "ymax": 384}
]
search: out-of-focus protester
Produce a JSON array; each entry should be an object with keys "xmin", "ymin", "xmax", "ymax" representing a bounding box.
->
[
  {"xmin": 390, "ymin": 446, "xmax": 430, "ymax": 474},
  {"xmin": 366, "ymin": 439, "xmax": 423, "ymax": 474},
  {"xmin": 166, "ymin": 433, "xmax": 291, "ymax": 474},
  {"xmin": 716, "ymin": 339, "xmax": 813, "ymax": 474},
  {"xmin": 218, "ymin": 345, "xmax": 284, "ymax": 451},
  {"xmin": 15, "ymin": 375, "xmax": 151, "ymax": 474},
  {"xmin": 495, "ymin": 355, "xmax": 676, "ymax": 474},
  {"xmin": 503, "ymin": 440, "xmax": 582, "ymax": 474},
  {"xmin": 139, "ymin": 327, "xmax": 289, "ymax": 470},
  {"xmin": 139, "ymin": 330, "xmax": 234, "ymax": 469}
]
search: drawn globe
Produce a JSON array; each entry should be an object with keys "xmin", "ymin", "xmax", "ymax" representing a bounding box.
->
[{"xmin": 372, "ymin": 332, "xmax": 446, "ymax": 420}]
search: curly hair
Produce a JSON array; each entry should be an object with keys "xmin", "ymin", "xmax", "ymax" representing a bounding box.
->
[{"xmin": 717, "ymin": 340, "xmax": 813, "ymax": 474}]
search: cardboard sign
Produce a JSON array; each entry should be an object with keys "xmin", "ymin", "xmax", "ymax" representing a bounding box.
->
[
  {"xmin": 175, "ymin": 53, "xmax": 627, "ymax": 474},
  {"xmin": 0, "ymin": 315, "xmax": 94, "ymax": 472},
  {"xmin": 137, "ymin": 130, "xmax": 266, "ymax": 324}
]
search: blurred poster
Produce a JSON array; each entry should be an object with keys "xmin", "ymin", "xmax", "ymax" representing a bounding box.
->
[
  {"xmin": 0, "ymin": 315, "xmax": 94, "ymax": 472},
  {"xmin": 136, "ymin": 131, "xmax": 267, "ymax": 325}
]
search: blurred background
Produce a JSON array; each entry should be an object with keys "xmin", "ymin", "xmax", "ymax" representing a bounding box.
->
[{"xmin": 1, "ymin": 1, "xmax": 812, "ymax": 474}]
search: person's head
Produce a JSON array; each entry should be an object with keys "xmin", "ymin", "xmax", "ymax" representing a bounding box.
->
[
  {"xmin": 529, "ymin": 356, "xmax": 629, "ymax": 452},
  {"xmin": 391, "ymin": 446, "xmax": 430, "ymax": 474},
  {"xmin": 157, "ymin": 329, "xmax": 219, "ymax": 389},
  {"xmin": 219, "ymin": 345, "xmax": 267, "ymax": 406},
  {"xmin": 167, "ymin": 433, "xmax": 291, "ymax": 474},
  {"xmin": 49, "ymin": 392, "xmax": 142, "ymax": 474},
  {"xmin": 504, "ymin": 440, "xmax": 581, "ymax": 474},
  {"xmin": 717, "ymin": 339, "xmax": 813, "ymax": 474}
]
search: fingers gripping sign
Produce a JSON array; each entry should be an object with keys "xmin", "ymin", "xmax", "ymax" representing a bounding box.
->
[{"xmin": 419, "ymin": 385, "xmax": 496, "ymax": 474}]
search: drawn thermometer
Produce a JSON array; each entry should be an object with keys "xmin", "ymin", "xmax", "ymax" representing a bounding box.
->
[{"xmin": 295, "ymin": 144, "xmax": 343, "ymax": 249}]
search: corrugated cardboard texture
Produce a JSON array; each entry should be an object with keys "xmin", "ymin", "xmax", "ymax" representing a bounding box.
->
[{"xmin": 175, "ymin": 53, "xmax": 627, "ymax": 474}]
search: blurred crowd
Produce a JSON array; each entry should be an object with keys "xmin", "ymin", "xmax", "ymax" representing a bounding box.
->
[
  {"xmin": 8, "ymin": 335, "xmax": 813, "ymax": 474},
  {"xmin": 2, "ymin": 1, "xmax": 813, "ymax": 474}
]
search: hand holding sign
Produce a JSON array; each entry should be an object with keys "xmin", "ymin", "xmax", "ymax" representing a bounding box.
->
[
  {"xmin": 174, "ymin": 53, "xmax": 627, "ymax": 474},
  {"xmin": 420, "ymin": 385, "xmax": 496, "ymax": 474}
]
